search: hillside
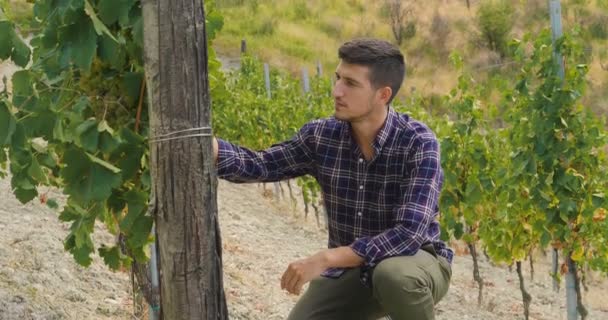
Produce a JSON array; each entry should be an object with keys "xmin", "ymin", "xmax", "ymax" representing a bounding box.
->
[{"xmin": 213, "ymin": 0, "xmax": 608, "ymax": 113}]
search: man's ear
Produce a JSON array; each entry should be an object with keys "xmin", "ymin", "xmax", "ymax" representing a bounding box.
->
[{"xmin": 378, "ymin": 86, "xmax": 392, "ymax": 105}]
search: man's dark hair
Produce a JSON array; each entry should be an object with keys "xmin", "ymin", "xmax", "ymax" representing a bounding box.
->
[{"xmin": 338, "ymin": 38, "xmax": 405, "ymax": 104}]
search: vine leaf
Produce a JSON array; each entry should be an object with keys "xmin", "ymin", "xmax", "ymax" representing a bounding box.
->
[
  {"xmin": 61, "ymin": 147, "xmax": 122, "ymax": 203},
  {"xmin": 0, "ymin": 100, "xmax": 16, "ymax": 145},
  {"xmin": 97, "ymin": 0, "xmax": 134, "ymax": 27},
  {"xmin": 61, "ymin": 10, "xmax": 98, "ymax": 71},
  {"xmin": 84, "ymin": 0, "xmax": 118, "ymax": 42}
]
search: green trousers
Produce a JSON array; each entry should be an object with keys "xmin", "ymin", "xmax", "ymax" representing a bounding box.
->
[{"xmin": 287, "ymin": 247, "xmax": 452, "ymax": 320}]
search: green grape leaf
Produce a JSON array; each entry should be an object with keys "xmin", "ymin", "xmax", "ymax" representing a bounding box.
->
[
  {"xmin": 59, "ymin": 203, "xmax": 87, "ymax": 222},
  {"xmin": 126, "ymin": 214, "xmax": 153, "ymax": 248},
  {"xmin": 99, "ymin": 131, "xmax": 120, "ymax": 154},
  {"xmin": 107, "ymin": 190, "xmax": 126, "ymax": 217},
  {"xmin": 61, "ymin": 147, "xmax": 122, "ymax": 203},
  {"xmin": 122, "ymin": 72, "xmax": 143, "ymax": 103},
  {"xmin": 116, "ymin": 129, "xmax": 144, "ymax": 180},
  {"xmin": 83, "ymin": 0, "xmax": 118, "ymax": 42},
  {"xmin": 129, "ymin": 245, "xmax": 148, "ymax": 263},
  {"xmin": 97, "ymin": 0, "xmax": 134, "ymax": 27},
  {"xmin": 98, "ymin": 34, "xmax": 126, "ymax": 70},
  {"xmin": 10, "ymin": 32, "xmax": 31, "ymax": 67},
  {"xmin": 14, "ymin": 188, "xmax": 38, "ymax": 204},
  {"xmin": 98, "ymin": 245, "xmax": 121, "ymax": 270},
  {"xmin": 130, "ymin": 15, "xmax": 143, "ymax": 46},
  {"xmin": 69, "ymin": 240, "xmax": 94, "ymax": 267},
  {"xmin": 75, "ymin": 118, "xmax": 99, "ymax": 152},
  {"xmin": 62, "ymin": 11, "xmax": 98, "ymax": 71},
  {"xmin": 23, "ymin": 110, "xmax": 57, "ymax": 136},
  {"xmin": 119, "ymin": 188, "xmax": 147, "ymax": 233},
  {"xmin": 0, "ymin": 21, "xmax": 13, "ymax": 59},
  {"xmin": 65, "ymin": 232, "xmax": 95, "ymax": 267},
  {"xmin": 53, "ymin": 117, "xmax": 66, "ymax": 142},
  {"xmin": 206, "ymin": 10, "xmax": 224, "ymax": 41},
  {"xmin": 571, "ymin": 245, "xmax": 584, "ymax": 262},
  {"xmin": 453, "ymin": 222, "xmax": 464, "ymax": 239},
  {"xmin": 0, "ymin": 100, "xmax": 16, "ymax": 145},
  {"xmin": 33, "ymin": 0, "xmax": 52, "ymax": 20},
  {"xmin": 27, "ymin": 157, "xmax": 48, "ymax": 184},
  {"xmin": 47, "ymin": 198, "xmax": 60, "ymax": 210},
  {"xmin": 71, "ymin": 215, "xmax": 96, "ymax": 251},
  {"xmin": 11, "ymin": 70, "xmax": 36, "ymax": 111}
]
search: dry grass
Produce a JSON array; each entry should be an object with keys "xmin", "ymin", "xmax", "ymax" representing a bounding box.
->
[{"xmin": 213, "ymin": 0, "xmax": 608, "ymax": 113}]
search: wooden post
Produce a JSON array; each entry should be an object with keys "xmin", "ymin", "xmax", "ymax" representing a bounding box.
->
[
  {"xmin": 549, "ymin": 0, "xmax": 565, "ymax": 80},
  {"xmin": 301, "ymin": 67, "xmax": 310, "ymax": 94},
  {"xmin": 142, "ymin": 0, "xmax": 228, "ymax": 319},
  {"xmin": 316, "ymin": 60, "xmax": 323, "ymax": 77},
  {"xmin": 549, "ymin": 2, "xmax": 585, "ymax": 319},
  {"xmin": 241, "ymin": 39, "xmax": 247, "ymax": 54},
  {"xmin": 549, "ymin": 0, "xmax": 565, "ymax": 298},
  {"xmin": 264, "ymin": 63, "xmax": 271, "ymax": 99}
]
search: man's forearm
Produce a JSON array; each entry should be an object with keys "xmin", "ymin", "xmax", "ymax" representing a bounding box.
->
[{"xmin": 322, "ymin": 246, "xmax": 365, "ymax": 269}]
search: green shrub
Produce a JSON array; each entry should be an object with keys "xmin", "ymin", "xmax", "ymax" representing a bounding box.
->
[
  {"xmin": 402, "ymin": 21, "xmax": 417, "ymax": 40},
  {"xmin": 430, "ymin": 12, "xmax": 450, "ymax": 58},
  {"xmin": 476, "ymin": 0, "xmax": 514, "ymax": 57},
  {"xmin": 254, "ymin": 17, "xmax": 277, "ymax": 35},
  {"xmin": 589, "ymin": 14, "xmax": 608, "ymax": 39},
  {"xmin": 292, "ymin": 1, "xmax": 310, "ymax": 20}
]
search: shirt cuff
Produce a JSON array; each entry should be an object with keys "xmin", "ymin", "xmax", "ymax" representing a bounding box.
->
[
  {"xmin": 216, "ymin": 138, "xmax": 237, "ymax": 176},
  {"xmin": 320, "ymin": 267, "xmax": 346, "ymax": 279},
  {"xmin": 350, "ymin": 237, "xmax": 381, "ymax": 268}
]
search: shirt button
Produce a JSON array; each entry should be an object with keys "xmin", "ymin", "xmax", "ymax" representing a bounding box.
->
[
  {"xmin": 358, "ymin": 158, "xmax": 364, "ymax": 163},
  {"xmin": 357, "ymin": 212, "xmax": 362, "ymax": 217},
  {"xmin": 359, "ymin": 185, "xmax": 364, "ymax": 190}
]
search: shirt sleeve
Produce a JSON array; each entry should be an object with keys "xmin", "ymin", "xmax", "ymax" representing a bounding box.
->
[
  {"xmin": 349, "ymin": 138, "xmax": 443, "ymax": 269},
  {"xmin": 217, "ymin": 122, "xmax": 316, "ymax": 183}
]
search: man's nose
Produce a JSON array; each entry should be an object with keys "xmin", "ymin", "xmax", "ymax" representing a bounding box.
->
[{"xmin": 332, "ymin": 83, "xmax": 344, "ymax": 98}]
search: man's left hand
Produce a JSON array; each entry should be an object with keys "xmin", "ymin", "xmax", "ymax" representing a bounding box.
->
[
  {"xmin": 280, "ymin": 251, "xmax": 328, "ymax": 295},
  {"xmin": 280, "ymin": 247, "xmax": 365, "ymax": 295}
]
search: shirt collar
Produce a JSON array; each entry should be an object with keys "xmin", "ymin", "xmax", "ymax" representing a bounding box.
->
[
  {"xmin": 373, "ymin": 106, "xmax": 398, "ymax": 150},
  {"xmin": 339, "ymin": 106, "xmax": 398, "ymax": 153}
]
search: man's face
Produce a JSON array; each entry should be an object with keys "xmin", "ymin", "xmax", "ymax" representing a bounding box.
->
[{"xmin": 332, "ymin": 61, "xmax": 385, "ymax": 123}]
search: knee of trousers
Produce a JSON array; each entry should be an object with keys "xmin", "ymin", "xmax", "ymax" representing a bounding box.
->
[{"xmin": 371, "ymin": 258, "xmax": 431, "ymax": 299}]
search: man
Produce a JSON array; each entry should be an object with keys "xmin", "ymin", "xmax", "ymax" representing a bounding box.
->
[{"xmin": 213, "ymin": 38, "xmax": 453, "ymax": 320}]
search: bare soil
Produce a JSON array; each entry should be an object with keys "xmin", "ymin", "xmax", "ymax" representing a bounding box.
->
[{"xmin": 1, "ymin": 178, "xmax": 607, "ymax": 320}]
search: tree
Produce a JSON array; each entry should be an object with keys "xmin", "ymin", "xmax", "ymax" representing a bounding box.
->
[
  {"xmin": 141, "ymin": 0, "xmax": 228, "ymax": 318},
  {"xmin": 384, "ymin": 0, "xmax": 416, "ymax": 45}
]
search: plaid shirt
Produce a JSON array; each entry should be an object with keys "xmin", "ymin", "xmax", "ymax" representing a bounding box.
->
[{"xmin": 217, "ymin": 108, "xmax": 454, "ymax": 285}]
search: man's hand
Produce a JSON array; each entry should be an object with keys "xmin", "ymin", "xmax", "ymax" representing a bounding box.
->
[
  {"xmin": 281, "ymin": 251, "xmax": 328, "ymax": 295},
  {"xmin": 280, "ymin": 247, "xmax": 364, "ymax": 295},
  {"xmin": 213, "ymin": 137, "xmax": 218, "ymax": 163}
]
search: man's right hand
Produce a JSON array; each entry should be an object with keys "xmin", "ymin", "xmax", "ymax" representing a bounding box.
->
[{"xmin": 213, "ymin": 137, "xmax": 218, "ymax": 163}]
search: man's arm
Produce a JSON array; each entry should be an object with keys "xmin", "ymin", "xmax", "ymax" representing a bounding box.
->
[{"xmin": 214, "ymin": 123, "xmax": 316, "ymax": 183}]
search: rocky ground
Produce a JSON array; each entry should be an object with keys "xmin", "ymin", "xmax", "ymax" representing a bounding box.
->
[{"xmin": 1, "ymin": 178, "xmax": 607, "ymax": 320}]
